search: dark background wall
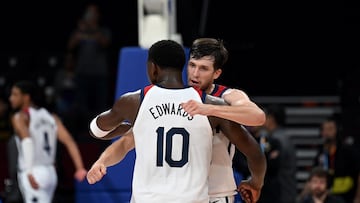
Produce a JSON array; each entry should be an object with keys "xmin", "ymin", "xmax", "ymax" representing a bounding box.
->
[{"xmin": 0, "ymin": 0, "xmax": 358, "ymax": 96}]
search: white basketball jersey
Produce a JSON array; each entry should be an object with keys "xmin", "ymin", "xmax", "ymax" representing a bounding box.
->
[
  {"xmin": 17, "ymin": 107, "xmax": 58, "ymax": 171},
  {"xmin": 131, "ymin": 85, "xmax": 213, "ymax": 203},
  {"xmin": 208, "ymin": 131, "xmax": 237, "ymax": 197},
  {"xmin": 208, "ymin": 86, "xmax": 237, "ymax": 198}
]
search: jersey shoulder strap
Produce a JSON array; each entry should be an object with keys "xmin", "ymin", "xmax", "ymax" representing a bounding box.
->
[
  {"xmin": 210, "ymin": 84, "xmax": 229, "ymax": 97},
  {"xmin": 192, "ymin": 86, "xmax": 207, "ymax": 103},
  {"xmin": 140, "ymin": 84, "xmax": 154, "ymax": 101}
]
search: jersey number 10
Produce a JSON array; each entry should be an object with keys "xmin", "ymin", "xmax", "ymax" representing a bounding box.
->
[{"xmin": 156, "ymin": 127, "xmax": 189, "ymax": 167}]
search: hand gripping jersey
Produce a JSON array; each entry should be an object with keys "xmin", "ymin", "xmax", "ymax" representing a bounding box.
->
[
  {"xmin": 131, "ymin": 85, "xmax": 213, "ymax": 203},
  {"xmin": 208, "ymin": 84, "xmax": 238, "ymax": 198}
]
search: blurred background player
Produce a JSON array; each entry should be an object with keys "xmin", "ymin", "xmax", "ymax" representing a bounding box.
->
[{"xmin": 8, "ymin": 80, "xmax": 87, "ymax": 203}]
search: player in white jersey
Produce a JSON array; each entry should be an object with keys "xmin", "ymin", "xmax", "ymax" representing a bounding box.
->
[
  {"xmin": 87, "ymin": 40, "xmax": 266, "ymax": 203},
  {"xmin": 16, "ymin": 108, "xmax": 58, "ymax": 170},
  {"xmin": 9, "ymin": 80, "xmax": 88, "ymax": 203},
  {"xmin": 15, "ymin": 107, "xmax": 58, "ymax": 203},
  {"xmin": 132, "ymin": 85, "xmax": 213, "ymax": 202},
  {"xmin": 183, "ymin": 38, "xmax": 266, "ymax": 203}
]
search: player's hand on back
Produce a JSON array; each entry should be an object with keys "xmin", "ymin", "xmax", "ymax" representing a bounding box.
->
[{"xmin": 181, "ymin": 100, "xmax": 210, "ymax": 116}]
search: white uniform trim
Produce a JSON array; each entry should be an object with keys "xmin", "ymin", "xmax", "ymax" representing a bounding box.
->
[
  {"xmin": 21, "ymin": 137, "xmax": 34, "ymax": 173},
  {"xmin": 89, "ymin": 110, "xmax": 115, "ymax": 138},
  {"xmin": 90, "ymin": 117, "xmax": 110, "ymax": 138}
]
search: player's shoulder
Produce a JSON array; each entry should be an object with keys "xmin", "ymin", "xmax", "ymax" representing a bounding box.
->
[
  {"xmin": 120, "ymin": 89, "xmax": 142, "ymax": 98},
  {"xmin": 223, "ymin": 87, "xmax": 247, "ymax": 94},
  {"xmin": 224, "ymin": 87, "xmax": 246, "ymax": 94},
  {"xmin": 12, "ymin": 109, "xmax": 29, "ymax": 122},
  {"xmin": 116, "ymin": 89, "xmax": 142, "ymax": 103},
  {"xmin": 113, "ymin": 89, "xmax": 142, "ymax": 110},
  {"xmin": 222, "ymin": 87, "xmax": 250, "ymax": 100}
]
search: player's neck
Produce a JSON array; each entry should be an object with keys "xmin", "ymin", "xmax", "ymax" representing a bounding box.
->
[
  {"xmin": 206, "ymin": 84, "xmax": 215, "ymax": 94},
  {"xmin": 21, "ymin": 102, "xmax": 31, "ymax": 110},
  {"xmin": 157, "ymin": 81, "xmax": 184, "ymax": 89},
  {"xmin": 22, "ymin": 103, "xmax": 37, "ymax": 110},
  {"xmin": 156, "ymin": 74, "xmax": 184, "ymax": 89}
]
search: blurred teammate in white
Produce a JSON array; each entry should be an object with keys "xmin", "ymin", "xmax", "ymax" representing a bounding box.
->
[
  {"xmin": 9, "ymin": 80, "xmax": 87, "ymax": 203},
  {"xmin": 87, "ymin": 40, "xmax": 266, "ymax": 203}
]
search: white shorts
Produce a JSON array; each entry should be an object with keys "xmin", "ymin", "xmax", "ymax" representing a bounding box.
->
[
  {"xmin": 210, "ymin": 195, "xmax": 235, "ymax": 203},
  {"xmin": 18, "ymin": 165, "xmax": 57, "ymax": 203}
]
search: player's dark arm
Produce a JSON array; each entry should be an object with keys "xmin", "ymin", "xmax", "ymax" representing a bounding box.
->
[
  {"xmin": 90, "ymin": 91, "xmax": 140, "ymax": 139},
  {"xmin": 212, "ymin": 117, "xmax": 266, "ymax": 189}
]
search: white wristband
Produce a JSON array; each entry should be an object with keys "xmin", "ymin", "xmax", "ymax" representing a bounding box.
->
[
  {"xmin": 21, "ymin": 137, "xmax": 34, "ymax": 173},
  {"xmin": 90, "ymin": 116, "xmax": 112, "ymax": 138}
]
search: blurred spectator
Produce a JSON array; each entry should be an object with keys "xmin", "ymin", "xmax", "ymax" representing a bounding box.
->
[
  {"xmin": 1, "ymin": 97, "xmax": 22, "ymax": 203},
  {"xmin": 0, "ymin": 98, "xmax": 11, "ymax": 140},
  {"xmin": 53, "ymin": 52, "xmax": 77, "ymax": 132},
  {"xmin": 262, "ymin": 104, "xmax": 297, "ymax": 203},
  {"xmin": 298, "ymin": 167, "xmax": 345, "ymax": 203},
  {"xmin": 311, "ymin": 116, "xmax": 360, "ymax": 203},
  {"xmin": 4, "ymin": 135, "xmax": 23, "ymax": 203},
  {"xmin": 67, "ymin": 3, "xmax": 112, "ymax": 128}
]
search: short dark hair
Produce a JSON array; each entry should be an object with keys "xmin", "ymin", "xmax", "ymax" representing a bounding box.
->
[
  {"xmin": 148, "ymin": 39, "xmax": 186, "ymax": 71},
  {"xmin": 321, "ymin": 115, "xmax": 341, "ymax": 132},
  {"xmin": 13, "ymin": 80, "xmax": 41, "ymax": 105},
  {"xmin": 14, "ymin": 80, "xmax": 37, "ymax": 98},
  {"xmin": 308, "ymin": 166, "xmax": 329, "ymax": 181},
  {"xmin": 190, "ymin": 38, "xmax": 228, "ymax": 70}
]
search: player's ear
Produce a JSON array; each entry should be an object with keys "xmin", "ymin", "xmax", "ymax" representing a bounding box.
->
[
  {"xmin": 152, "ymin": 63, "xmax": 161, "ymax": 78},
  {"xmin": 147, "ymin": 61, "xmax": 158, "ymax": 84},
  {"xmin": 213, "ymin": 68, "xmax": 222, "ymax": 80}
]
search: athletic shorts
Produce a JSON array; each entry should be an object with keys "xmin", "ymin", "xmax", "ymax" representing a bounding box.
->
[
  {"xmin": 18, "ymin": 165, "xmax": 57, "ymax": 203},
  {"xmin": 210, "ymin": 195, "xmax": 235, "ymax": 203}
]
